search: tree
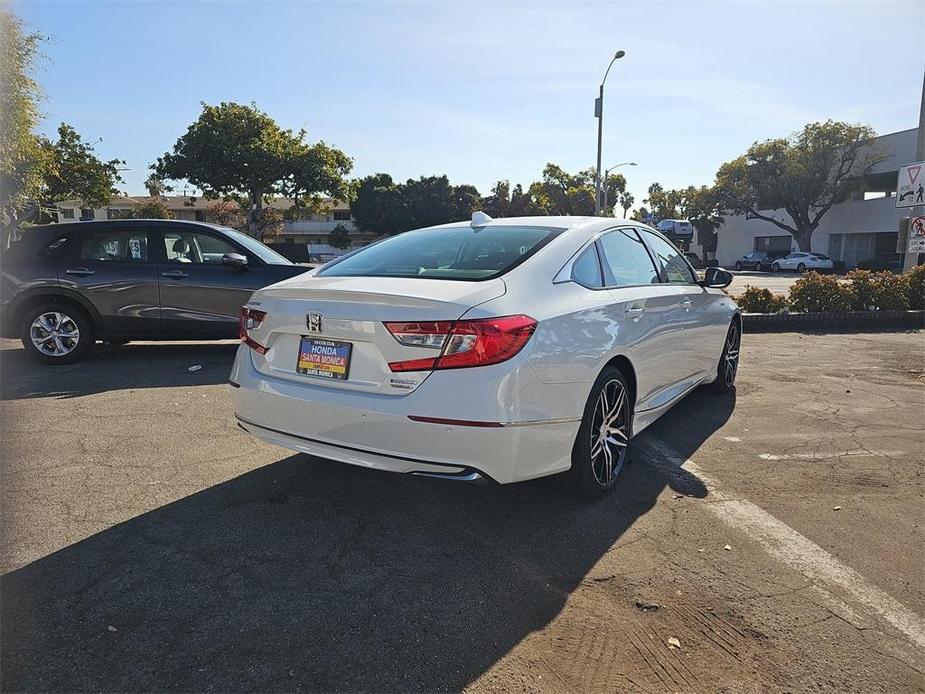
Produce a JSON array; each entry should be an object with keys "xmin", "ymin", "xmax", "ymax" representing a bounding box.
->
[
  {"xmin": 132, "ymin": 198, "xmax": 173, "ymax": 219},
  {"xmin": 644, "ymin": 182, "xmax": 682, "ymax": 221},
  {"xmin": 41, "ymin": 124, "xmax": 125, "ymax": 213},
  {"xmin": 205, "ymin": 199, "xmax": 242, "ymax": 227},
  {"xmin": 144, "ymin": 174, "xmax": 165, "ymax": 197},
  {"xmin": 1, "ymin": 11, "xmax": 124, "ymax": 246},
  {"xmin": 349, "ymin": 174, "xmax": 406, "ymax": 236},
  {"xmin": 481, "ymin": 180, "xmax": 540, "ymax": 217},
  {"xmin": 328, "ymin": 223, "xmax": 351, "ymax": 250},
  {"xmin": 1, "ymin": 8, "xmax": 47, "ymax": 237},
  {"xmin": 714, "ymin": 120, "xmax": 885, "ymax": 251},
  {"xmin": 351, "ymin": 173, "xmax": 481, "ymax": 236},
  {"xmin": 152, "ymin": 101, "xmax": 352, "ymax": 240},
  {"xmin": 618, "ymin": 191, "xmax": 634, "ymax": 219},
  {"xmin": 681, "ymin": 186, "xmax": 724, "ymax": 260}
]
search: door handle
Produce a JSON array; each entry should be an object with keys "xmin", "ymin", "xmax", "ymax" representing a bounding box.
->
[
  {"xmin": 680, "ymin": 298, "xmax": 693, "ymax": 310},
  {"xmin": 161, "ymin": 270, "xmax": 189, "ymax": 279},
  {"xmin": 65, "ymin": 267, "xmax": 95, "ymax": 277},
  {"xmin": 624, "ymin": 305, "xmax": 645, "ymax": 317}
]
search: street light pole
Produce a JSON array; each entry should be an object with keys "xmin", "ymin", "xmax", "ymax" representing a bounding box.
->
[
  {"xmin": 594, "ymin": 50, "xmax": 625, "ymax": 216},
  {"xmin": 601, "ymin": 161, "xmax": 637, "ymax": 215}
]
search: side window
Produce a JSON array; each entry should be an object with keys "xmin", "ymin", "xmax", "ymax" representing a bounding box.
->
[
  {"xmin": 641, "ymin": 230, "xmax": 697, "ymax": 284},
  {"xmin": 597, "ymin": 228, "xmax": 660, "ymax": 287},
  {"xmin": 163, "ymin": 231, "xmax": 238, "ymax": 264},
  {"xmin": 571, "ymin": 244, "xmax": 603, "ymax": 288},
  {"xmin": 80, "ymin": 229, "xmax": 149, "ymax": 262}
]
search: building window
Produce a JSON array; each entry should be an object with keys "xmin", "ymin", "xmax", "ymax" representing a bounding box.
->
[
  {"xmin": 61, "ymin": 208, "xmax": 74, "ymax": 219},
  {"xmin": 333, "ymin": 210, "xmax": 351, "ymax": 221},
  {"xmin": 80, "ymin": 208, "xmax": 94, "ymax": 220},
  {"xmin": 107, "ymin": 208, "xmax": 133, "ymax": 220}
]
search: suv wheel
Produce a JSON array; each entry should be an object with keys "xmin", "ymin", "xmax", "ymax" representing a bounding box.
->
[
  {"xmin": 21, "ymin": 303, "xmax": 94, "ymax": 364},
  {"xmin": 566, "ymin": 365, "xmax": 632, "ymax": 497}
]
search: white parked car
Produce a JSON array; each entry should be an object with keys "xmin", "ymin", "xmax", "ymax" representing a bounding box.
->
[
  {"xmin": 770, "ymin": 252, "xmax": 834, "ymax": 273},
  {"xmin": 230, "ymin": 214, "xmax": 740, "ymax": 496}
]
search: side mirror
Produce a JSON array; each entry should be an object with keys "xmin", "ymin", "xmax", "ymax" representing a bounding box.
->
[
  {"xmin": 701, "ymin": 266, "xmax": 733, "ymax": 289},
  {"xmin": 222, "ymin": 252, "xmax": 248, "ymax": 268}
]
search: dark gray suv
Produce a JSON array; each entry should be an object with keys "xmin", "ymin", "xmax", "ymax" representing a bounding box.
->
[{"xmin": 1, "ymin": 220, "xmax": 308, "ymax": 364}]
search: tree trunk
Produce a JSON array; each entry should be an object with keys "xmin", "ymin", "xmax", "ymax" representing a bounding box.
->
[
  {"xmin": 247, "ymin": 190, "xmax": 263, "ymax": 238},
  {"xmin": 794, "ymin": 226, "xmax": 815, "ymax": 252}
]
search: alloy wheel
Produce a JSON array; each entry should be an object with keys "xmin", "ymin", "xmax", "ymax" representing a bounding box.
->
[
  {"xmin": 589, "ymin": 378, "xmax": 629, "ymax": 487},
  {"xmin": 30, "ymin": 312, "xmax": 80, "ymax": 357},
  {"xmin": 723, "ymin": 324, "xmax": 741, "ymax": 387}
]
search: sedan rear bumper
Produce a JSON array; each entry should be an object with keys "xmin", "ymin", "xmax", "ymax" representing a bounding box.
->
[{"xmin": 229, "ymin": 345, "xmax": 581, "ymax": 484}]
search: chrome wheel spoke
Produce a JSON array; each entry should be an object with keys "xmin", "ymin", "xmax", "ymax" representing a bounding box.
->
[
  {"xmin": 589, "ymin": 378, "xmax": 629, "ymax": 488},
  {"xmin": 30, "ymin": 312, "xmax": 79, "ymax": 356}
]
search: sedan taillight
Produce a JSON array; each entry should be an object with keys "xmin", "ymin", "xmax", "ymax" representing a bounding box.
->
[
  {"xmin": 239, "ymin": 307, "xmax": 268, "ymax": 354},
  {"xmin": 384, "ymin": 315, "xmax": 537, "ymax": 372}
]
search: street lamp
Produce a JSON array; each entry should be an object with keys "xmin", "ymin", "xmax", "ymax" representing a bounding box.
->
[
  {"xmin": 602, "ymin": 162, "xmax": 637, "ymax": 215},
  {"xmin": 594, "ymin": 50, "xmax": 625, "ymax": 216}
]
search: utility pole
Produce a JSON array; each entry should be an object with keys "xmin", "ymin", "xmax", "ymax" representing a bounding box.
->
[
  {"xmin": 902, "ymin": 70, "xmax": 925, "ymax": 272},
  {"xmin": 594, "ymin": 51, "xmax": 625, "ymax": 216}
]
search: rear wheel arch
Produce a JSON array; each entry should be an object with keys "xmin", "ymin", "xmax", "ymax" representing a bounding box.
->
[
  {"xmin": 12, "ymin": 291, "xmax": 103, "ymax": 335},
  {"xmin": 601, "ymin": 354, "xmax": 637, "ymax": 413}
]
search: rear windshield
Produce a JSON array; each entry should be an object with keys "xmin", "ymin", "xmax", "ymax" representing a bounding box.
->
[{"xmin": 317, "ymin": 225, "xmax": 563, "ymax": 281}]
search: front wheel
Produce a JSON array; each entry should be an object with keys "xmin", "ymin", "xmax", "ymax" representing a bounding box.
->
[
  {"xmin": 20, "ymin": 303, "xmax": 95, "ymax": 364},
  {"xmin": 771, "ymin": 262, "xmax": 781, "ymax": 272},
  {"xmin": 734, "ymin": 261, "xmax": 743, "ymax": 271},
  {"xmin": 566, "ymin": 366, "xmax": 632, "ymax": 497},
  {"xmin": 797, "ymin": 262, "xmax": 807, "ymax": 273},
  {"xmin": 710, "ymin": 321, "xmax": 741, "ymax": 393}
]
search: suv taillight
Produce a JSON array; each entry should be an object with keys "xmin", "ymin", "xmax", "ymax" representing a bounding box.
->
[
  {"xmin": 384, "ymin": 315, "xmax": 537, "ymax": 372},
  {"xmin": 239, "ymin": 307, "xmax": 268, "ymax": 354}
]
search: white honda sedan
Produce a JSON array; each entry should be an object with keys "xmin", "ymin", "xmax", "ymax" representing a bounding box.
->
[
  {"xmin": 770, "ymin": 252, "xmax": 834, "ymax": 273},
  {"xmin": 230, "ymin": 214, "xmax": 740, "ymax": 496}
]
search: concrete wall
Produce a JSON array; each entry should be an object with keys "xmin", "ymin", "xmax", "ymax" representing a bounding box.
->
[{"xmin": 712, "ymin": 196, "xmax": 905, "ymax": 266}]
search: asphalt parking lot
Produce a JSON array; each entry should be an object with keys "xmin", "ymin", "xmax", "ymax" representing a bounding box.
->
[
  {"xmin": 725, "ymin": 271, "xmax": 804, "ymax": 295},
  {"xmin": 1, "ymin": 332, "xmax": 923, "ymax": 693}
]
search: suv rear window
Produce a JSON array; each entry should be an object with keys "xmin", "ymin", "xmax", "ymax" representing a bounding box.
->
[{"xmin": 317, "ymin": 225, "xmax": 563, "ymax": 281}]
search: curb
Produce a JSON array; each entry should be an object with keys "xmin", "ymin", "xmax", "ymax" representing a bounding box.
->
[{"xmin": 742, "ymin": 310, "xmax": 925, "ymax": 333}]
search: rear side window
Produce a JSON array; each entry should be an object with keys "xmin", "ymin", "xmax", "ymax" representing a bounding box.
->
[
  {"xmin": 598, "ymin": 228, "xmax": 660, "ymax": 287},
  {"xmin": 80, "ymin": 230, "xmax": 148, "ymax": 262},
  {"xmin": 571, "ymin": 245, "xmax": 603, "ymax": 288},
  {"xmin": 318, "ymin": 225, "xmax": 563, "ymax": 281}
]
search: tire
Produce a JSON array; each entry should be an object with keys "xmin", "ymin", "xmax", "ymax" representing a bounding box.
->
[
  {"xmin": 710, "ymin": 320, "xmax": 741, "ymax": 393},
  {"xmin": 734, "ymin": 261, "xmax": 743, "ymax": 271},
  {"xmin": 771, "ymin": 262, "xmax": 781, "ymax": 272},
  {"xmin": 797, "ymin": 263, "xmax": 807, "ymax": 273},
  {"xmin": 565, "ymin": 365, "xmax": 633, "ymax": 497},
  {"xmin": 20, "ymin": 303, "xmax": 95, "ymax": 364}
]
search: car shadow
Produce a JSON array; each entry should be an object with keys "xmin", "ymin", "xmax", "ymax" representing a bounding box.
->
[
  {"xmin": 0, "ymin": 341, "xmax": 239, "ymax": 400},
  {"xmin": 1, "ymin": 390, "xmax": 734, "ymax": 692}
]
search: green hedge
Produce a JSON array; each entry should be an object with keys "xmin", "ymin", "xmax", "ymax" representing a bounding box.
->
[{"xmin": 733, "ymin": 266, "xmax": 925, "ymax": 313}]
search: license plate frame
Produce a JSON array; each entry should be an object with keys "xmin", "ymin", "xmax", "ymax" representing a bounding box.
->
[{"xmin": 296, "ymin": 336, "xmax": 352, "ymax": 381}]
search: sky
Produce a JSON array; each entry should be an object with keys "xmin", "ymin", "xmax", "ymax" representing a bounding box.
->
[{"xmin": 12, "ymin": 0, "xmax": 925, "ymax": 208}]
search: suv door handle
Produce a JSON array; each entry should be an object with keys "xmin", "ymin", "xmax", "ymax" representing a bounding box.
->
[
  {"xmin": 65, "ymin": 267, "xmax": 95, "ymax": 277},
  {"xmin": 161, "ymin": 270, "xmax": 189, "ymax": 279},
  {"xmin": 624, "ymin": 305, "xmax": 645, "ymax": 317}
]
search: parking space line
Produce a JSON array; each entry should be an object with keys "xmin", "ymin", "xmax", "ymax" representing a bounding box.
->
[
  {"xmin": 757, "ymin": 450, "xmax": 906, "ymax": 461},
  {"xmin": 636, "ymin": 438, "xmax": 925, "ymax": 655}
]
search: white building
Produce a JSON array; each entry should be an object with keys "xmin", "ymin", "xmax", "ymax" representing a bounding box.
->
[
  {"xmin": 703, "ymin": 128, "xmax": 917, "ymax": 269},
  {"xmin": 54, "ymin": 195, "xmax": 374, "ymax": 251}
]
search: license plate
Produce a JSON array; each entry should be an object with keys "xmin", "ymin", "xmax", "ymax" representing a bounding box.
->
[{"xmin": 296, "ymin": 337, "xmax": 352, "ymax": 381}]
